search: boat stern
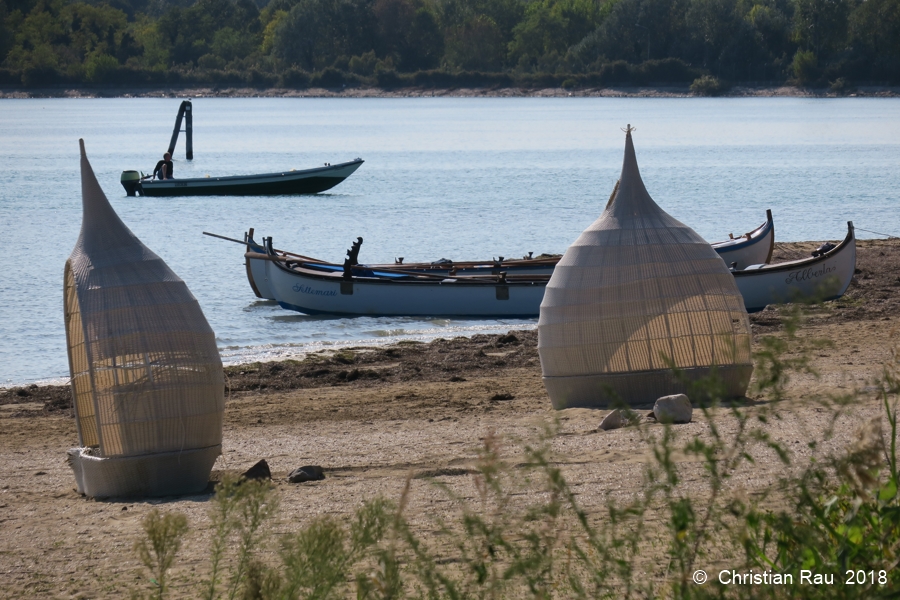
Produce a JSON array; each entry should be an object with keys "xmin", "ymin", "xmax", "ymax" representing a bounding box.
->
[{"xmin": 120, "ymin": 170, "xmax": 143, "ymax": 196}]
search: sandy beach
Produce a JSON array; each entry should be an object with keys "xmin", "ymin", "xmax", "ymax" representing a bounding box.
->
[
  {"xmin": 3, "ymin": 84, "xmax": 900, "ymax": 99},
  {"xmin": 1, "ymin": 237, "xmax": 898, "ymax": 598}
]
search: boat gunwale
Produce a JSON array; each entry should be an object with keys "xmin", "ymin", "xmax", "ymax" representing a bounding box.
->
[
  {"xmin": 265, "ymin": 252, "xmax": 548, "ymax": 288},
  {"xmin": 140, "ymin": 158, "xmax": 364, "ymax": 187},
  {"xmin": 710, "ymin": 209, "xmax": 773, "ymax": 254},
  {"xmin": 732, "ymin": 221, "xmax": 854, "ymax": 278},
  {"xmin": 247, "ymin": 208, "xmax": 773, "ymax": 275}
]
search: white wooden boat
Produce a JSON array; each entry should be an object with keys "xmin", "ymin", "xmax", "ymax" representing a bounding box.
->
[
  {"xmin": 240, "ymin": 232, "xmax": 559, "ymax": 303},
  {"xmin": 252, "ymin": 247, "xmax": 549, "ymax": 317},
  {"xmin": 239, "ymin": 210, "xmax": 774, "ymax": 302},
  {"xmin": 712, "ymin": 209, "xmax": 774, "ymax": 269},
  {"xmin": 733, "ymin": 221, "xmax": 856, "ymax": 313},
  {"xmin": 227, "ymin": 217, "xmax": 848, "ymax": 318}
]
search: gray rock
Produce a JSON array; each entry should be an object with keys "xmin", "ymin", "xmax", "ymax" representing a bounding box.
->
[
  {"xmin": 598, "ymin": 409, "xmax": 625, "ymax": 431},
  {"xmin": 242, "ymin": 459, "xmax": 271, "ymax": 481},
  {"xmin": 652, "ymin": 394, "xmax": 692, "ymax": 424},
  {"xmin": 288, "ymin": 465, "xmax": 325, "ymax": 483}
]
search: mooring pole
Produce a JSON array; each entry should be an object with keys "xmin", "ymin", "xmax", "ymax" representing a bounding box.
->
[
  {"xmin": 167, "ymin": 100, "xmax": 193, "ymax": 160},
  {"xmin": 184, "ymin": 101, "xmax": 193, "ymax": 160}
]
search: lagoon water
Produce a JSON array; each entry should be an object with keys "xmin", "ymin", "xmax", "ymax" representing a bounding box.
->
[{"xmin": 1, "ymin": 97, "xmax": 899, "ymax": 386}]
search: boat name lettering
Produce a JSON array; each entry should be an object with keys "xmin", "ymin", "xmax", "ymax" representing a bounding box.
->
[
  {"xmin": 292, "ymin": 283, "xmax": 337, "ymax": 297},
  {"xmin": 784, "ymin": 264, "xmax": 836, "ymax": 284}
]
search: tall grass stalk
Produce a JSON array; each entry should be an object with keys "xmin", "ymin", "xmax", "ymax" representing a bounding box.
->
[{"xmin": 133, "ymin": 509, "xmax": 188, "ymax": 600}]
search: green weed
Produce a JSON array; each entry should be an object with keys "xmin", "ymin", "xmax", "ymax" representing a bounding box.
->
[
  {"xmin": 133, "ymin": 509, "xmax": 189, "ymax": 600},
  {"xmin": 133, "ymin": 309, "xmax": 900, "ymax": 599}
]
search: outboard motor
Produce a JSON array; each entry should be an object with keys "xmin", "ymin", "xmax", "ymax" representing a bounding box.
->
[
  {"xmin": 811, "ymin": 242, "xmax": 836, "ymax": 257},
  {"xmin": 120, "ymin": 170, "xmax": 142, "ymax": 197}
]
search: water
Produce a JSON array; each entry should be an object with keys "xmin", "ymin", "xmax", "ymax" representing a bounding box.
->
[{"xmin": 2, "ymin": 97, "xmax": 899, "ymax": 386}]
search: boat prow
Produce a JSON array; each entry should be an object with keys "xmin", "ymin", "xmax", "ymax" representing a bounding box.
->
[
  {"xmin": 733, "ymin": 221, "xmax": 856, "ymax": 312},
  {"xmin": 711, "ymin": 209, "xmax": 775, "ymax": 269}
]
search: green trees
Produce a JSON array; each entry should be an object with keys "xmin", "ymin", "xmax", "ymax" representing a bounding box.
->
[
  {"xmin": 156, "ymin": 0, "xmax": 261, "ymax": 67},
  {"xmin": 742, "ymin": 2, "xmax": 793, "ymax": 81},
  {"xmin": 4, "ymin": 0, "xmax": 135, "ymax": 83},
  {"xmin": 848, "ymin": 0, "xmax": 900, "ymax": 80},
  {"xmin": 270, "ymin": 0, "xmax": 375, "ymax": 71},
  {"xmin": 1, "ymin": 0, "xmax": 899, "ymax": 86},
  {"xmin": 372, "ymin": 0, "xmax": 442, "ymax": 71},
  {"xmin": 439, "ymin": 0, "xmax": 523, "ymax": 70},
  {"xmin": 508, "ymin": 0, "xmax": 604, "ymax": 72}
]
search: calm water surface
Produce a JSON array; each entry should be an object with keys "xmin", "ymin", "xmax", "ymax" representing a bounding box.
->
[{"xmin": 1, "ymin": 97, "xmax": 898, "ymax": 385}]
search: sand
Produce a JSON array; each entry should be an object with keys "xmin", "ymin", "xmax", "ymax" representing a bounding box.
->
[
  {"xmin": 2, "ymin": 84, "xmax": 900, "ymax": 99},
  {"xmin": 1, "ymin": 238, "xmax": 898, "ymax": 598}
]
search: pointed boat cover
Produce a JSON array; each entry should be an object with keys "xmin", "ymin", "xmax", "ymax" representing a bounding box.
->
[
  {"xmin": 538, "ymin": 129, "xmax": 752, "ymax": 408},
  {"xmin": 63, "ymin": 140, "xmax": 223, "ymax": 497}
]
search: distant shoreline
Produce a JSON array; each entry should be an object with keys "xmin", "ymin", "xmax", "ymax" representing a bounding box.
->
[{"xmin": 3, "ymin": 84, "xmax": 900, "ymax": 99}]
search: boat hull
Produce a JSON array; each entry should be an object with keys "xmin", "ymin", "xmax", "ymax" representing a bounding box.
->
[
  {"xmin": 256, "ymin": 221, "xmax": 852, "ymax": 318},
  {"xmin": 245, "ymin": 238, "xmax": 275, "ymax": 301},
  {"xmin": 711, "ymin": 209, "xmax": 774, "ymax": 270},
  {"xmin": 139, "ymin": 159, "xmax": 363, "ymax": 197},
  {"xmin": 265, "ymin": 259, "xmax": 547, "ymax": 317},
  {"xmin": 733, "ymin": 222, "xmax": 856, "ymax": 313},
  {"xmin": 244, "ymin": 211, "xmax": 775, "ymax": 302}
]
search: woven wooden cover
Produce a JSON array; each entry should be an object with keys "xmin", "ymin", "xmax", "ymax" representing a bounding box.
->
[
  {"xmin": 538, "ymin": 128, "xmax": 752, "ymax": 409},
  {"xmin": 63, "ymin": 140, "xmax": 223, "ymax": 497}
]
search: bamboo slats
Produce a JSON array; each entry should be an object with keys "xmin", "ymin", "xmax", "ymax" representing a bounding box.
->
[
  {"xmin": 64, "ymin": 140, "xmax": 223, "ymax": 498},
  {"xmin": 538, "ymin": 128, "xmax": 753, "ymax": 408}
]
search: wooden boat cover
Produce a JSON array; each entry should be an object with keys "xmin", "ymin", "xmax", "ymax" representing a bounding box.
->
[
  {"xmin": 63, "ymin": 140, "xmax": 223, "ymax": 497},
  {"xmin": 538, "ymin": 128, "xmax": 753, "ymax": 408}
]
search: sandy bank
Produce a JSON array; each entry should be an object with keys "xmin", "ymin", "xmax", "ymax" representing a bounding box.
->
[
  {"xmin": 2, "ymin": 84, "xmax": 900, "ymax": 99},
  {"xmin": 0, "ymin": 237, "xmax": 898, "ymax": 598}
]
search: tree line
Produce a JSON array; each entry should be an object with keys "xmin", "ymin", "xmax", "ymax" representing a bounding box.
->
[{"xmin": 2, "ymin": 0, "xmax": 899, "ymax": 90}]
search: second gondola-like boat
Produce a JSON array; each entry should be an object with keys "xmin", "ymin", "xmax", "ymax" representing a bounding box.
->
[{"xmin": 733, "ymin": 221, "xmax": 856, "ymax": 312}]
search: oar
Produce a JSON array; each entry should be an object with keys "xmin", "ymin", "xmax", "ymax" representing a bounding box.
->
[
  {"xmin": 244, "ymin": 253, "xmax": 489, "ymax": 281},
  {"xmin": 204, "ymin": 231, "xmax": 328, "ymax": 263},
  {"xmin": 207, "ymin": 231, "xmax": 558, "ymax": 270},
  {"xmin": 367, "ymin": 256, "xmax": 560, "ymax": 270},
  {"xmin": 243, "ymin": 252, "xmax": 544, "ymax": 284},
  {"xmin": 203, "ymin": 231, "xmax": 247, "ymax": 245}
]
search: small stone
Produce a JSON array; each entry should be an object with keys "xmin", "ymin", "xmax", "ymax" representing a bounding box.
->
[
  {"xmin": 598, "ymin": 409, "xmax": 625, "ymax": 431},
  {"xmin": 288, "ymin": 465, "xmax": 325, "ymax": 483},
  {"xmin": 496, "ymin": 333, "xmax": 519, "ymax": 346},
  {"xmin": 242, "ymin": 459, "xmax": 272, "ymax": 481},
  {"xmin": 652, "ymin": 394, "xmax": 693, "ymax": 424}
]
